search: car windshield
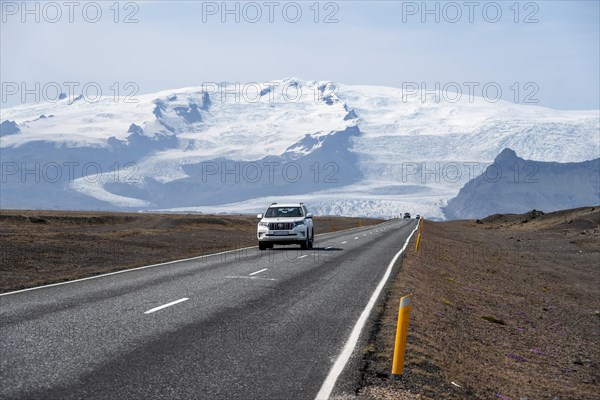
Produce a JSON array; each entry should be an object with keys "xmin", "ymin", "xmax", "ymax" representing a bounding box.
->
[{"xmin": 265, "ymin": 207, "xmax": 303, "ymax": 218}]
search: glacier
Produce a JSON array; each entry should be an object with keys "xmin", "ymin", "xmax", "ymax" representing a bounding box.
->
[{"xmin": 1, "ymin": 78, "xmax": 598, "ymax": 219}]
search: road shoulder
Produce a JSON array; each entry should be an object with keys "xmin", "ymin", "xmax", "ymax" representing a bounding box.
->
[{"xmin": 357, "ymin": 207, "xmax": 599, "ymax": 399}]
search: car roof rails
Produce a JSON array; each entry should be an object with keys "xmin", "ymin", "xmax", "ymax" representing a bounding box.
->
[{"xmin": 271, "ymin": 202, "xmax": 277, "ymax": 205}]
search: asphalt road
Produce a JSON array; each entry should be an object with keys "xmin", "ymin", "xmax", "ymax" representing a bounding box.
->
[{"xmin": 1, "ymin": 219, "xmax": 418, "ymax": 400}]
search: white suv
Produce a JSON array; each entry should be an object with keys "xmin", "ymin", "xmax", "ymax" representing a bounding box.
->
[{"xmin": 256, "ymin": 203, "xmax": 314, "ymax": 250}]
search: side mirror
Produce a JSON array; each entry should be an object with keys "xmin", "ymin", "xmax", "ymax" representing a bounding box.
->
[
  {"xmin": 306, "ymin": 213, "xmax": 313, "ymax": 219},
  {"xmin": 256, "ymin": 213, "xmax": 263, "ymax": 219}
]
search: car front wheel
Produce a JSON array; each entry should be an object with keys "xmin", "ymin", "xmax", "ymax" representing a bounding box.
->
[{"xmin": 300, "ymin": 234, "xmax": 309, "ymax": 250}]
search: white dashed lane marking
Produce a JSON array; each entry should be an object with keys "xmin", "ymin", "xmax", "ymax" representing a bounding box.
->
[
  {"xmin": 249, "ymin": 268, "xmax": 268, "ymax": 276},
  {"xmin": 226, "ymin": 276, "xmax": 277, "ymax": 281},
  {"xmin": 144, "ymin": 298, "xmax": 189, "ymax": 315}
]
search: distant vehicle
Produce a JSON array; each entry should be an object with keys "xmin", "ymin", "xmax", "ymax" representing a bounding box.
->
[
  {"xmin": 256, "ymin": 203, "xmax": 314, "ymax": 250},
  {"xmin": 415, "ymin": 214, "xmax": 421, "ymax": 219},
  {"xmin": 403, "ymin": 213, "xmax": 411, "ymax": 219}
]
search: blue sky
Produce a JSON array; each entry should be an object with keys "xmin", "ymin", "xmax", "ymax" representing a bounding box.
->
[{"xmin": 1, "ymin": 0, "xmax": 599, "ymax": 109}]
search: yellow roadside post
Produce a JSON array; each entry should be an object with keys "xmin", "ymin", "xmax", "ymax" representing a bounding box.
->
[
  {"xmin": 392, "ymin": 294, "xmax": 412, "ymax": 376},
  {"xmin": 415, "ymin": 218, "xmax": 423, "ymax": 251}
]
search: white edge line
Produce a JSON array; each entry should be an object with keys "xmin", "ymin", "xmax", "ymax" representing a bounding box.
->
[
  {"xmin": 144, "ymin": 297, "xmax": 189, "ymax": 314},
  {"xmin": 298, "ymin": 255, "xmax": 308, "ymax": 259},
  {"xmin": 314, "ymin": 222, "xmax": 420, "ymax": 400},
  {"xmin": 1, "ymin": 221, "xmax": 391, "ymax": 297},
  {"xmin": 341, "ymin": 241, "xmax": 348, "ymax": 244},
  {"xmin": 249, "ymin": 268, "xmax": 268, "ymax": 276},
  {"xmin": 0, "ymin": 245, "xmax": 255, "ymax": 297}
]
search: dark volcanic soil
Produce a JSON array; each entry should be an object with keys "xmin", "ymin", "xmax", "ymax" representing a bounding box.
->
[
  {"xmin": 0, "ymin": 210, "xmax": 383, "ymax": 293},
  {"xmin": 358, "ymin": 207, "xmax": 600, "ymax": 400}
]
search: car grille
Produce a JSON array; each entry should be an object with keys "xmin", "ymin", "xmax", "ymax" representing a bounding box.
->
[{"xmin": 269, "ymin": 222, "xmax": 294, "ymax": 230}]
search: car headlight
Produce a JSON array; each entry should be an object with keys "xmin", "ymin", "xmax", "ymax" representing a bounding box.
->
[
  {"xmin": 258, "ymin": 222, "xmax": 269, "ymax": 227},
  {"xmin": 294, "ymin": 220, "xmax": 304, "ymax": 227}
]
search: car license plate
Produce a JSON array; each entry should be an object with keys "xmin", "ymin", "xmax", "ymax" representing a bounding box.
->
[{"xmin": 273, "ymin": 231, "xmax": 288, "ymax": 236}]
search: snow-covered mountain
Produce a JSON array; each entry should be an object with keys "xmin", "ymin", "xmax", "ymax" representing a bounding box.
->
[{"xmin": 1, "ymin": 78, "xmax": 598, "ymax": 218}]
